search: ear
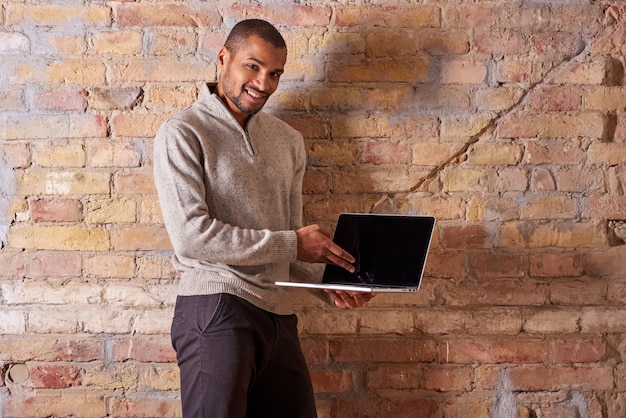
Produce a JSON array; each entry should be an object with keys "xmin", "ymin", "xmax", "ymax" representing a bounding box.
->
[{"xmin": 217, "ymin": 46, "xmax": 229, "ymax": 68}]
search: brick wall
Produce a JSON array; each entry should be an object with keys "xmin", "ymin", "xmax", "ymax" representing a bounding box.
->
[{"xmin": 1, "ymin": 1, "xmax": 625, "ymax": 417}]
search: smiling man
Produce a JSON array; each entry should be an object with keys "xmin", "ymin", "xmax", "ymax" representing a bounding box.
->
[{"xmin": 153, "ymin": 19, "xmax": 374, "ymax": 418}]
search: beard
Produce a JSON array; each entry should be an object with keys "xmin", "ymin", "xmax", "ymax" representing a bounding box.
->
[{"xmin": 221, "ymin": 68, "xmax": 267, "ymax": 115}]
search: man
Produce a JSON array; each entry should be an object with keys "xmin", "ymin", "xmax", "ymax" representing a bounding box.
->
[{"xmin": 153, "ymin": 19, "xmax": 374, "ymax": 418}]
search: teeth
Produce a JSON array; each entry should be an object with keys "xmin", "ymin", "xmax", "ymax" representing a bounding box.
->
[{"xmin": 246, "ymin": 89, "xmax": 263, "ymax": 99}]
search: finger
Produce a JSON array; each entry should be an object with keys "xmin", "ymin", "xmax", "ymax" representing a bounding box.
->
[{"xmin": 327, "ymin": 243, "xmax": 355, "ymax": 264}]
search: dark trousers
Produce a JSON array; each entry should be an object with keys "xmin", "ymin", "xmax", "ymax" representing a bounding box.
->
[{"xmin": 171, "ymin": 293, "xmax": 318, "ymax": 418}]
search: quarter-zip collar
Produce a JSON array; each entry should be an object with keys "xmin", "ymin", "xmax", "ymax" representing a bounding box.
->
[{"xmin": 200, "ymin": 83, "xmax": 258, "ymax": 156}]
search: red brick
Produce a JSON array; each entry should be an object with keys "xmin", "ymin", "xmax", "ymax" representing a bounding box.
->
[
  {"xmin": 359, "ymin": 141, "xmax": 411, "ymax": 165},
  {"xmin": 332, "ymin": 398, "xmax": 440, "ymax": 418},
  {"xmin": 474, "ymin": 30, "xmax": 528, "ymax": 55},
  {"xmin": 0, "ymin": 142, "xmax": 30, "ymax": 168},
  {"xmin": 0, "ymin": 336, "xmax": 102, "ymax": 362},
  {"xmin": 300, "ymin": 338, "xmax": 329, "ymax": 365},
  {"xmin": 31, "ymin": 198, "xmax": 84, "ymax": 223},
  {"xmin": 441, "ymin": 339, "xmax": 548, "ymax": 363},
  {"xmin": 470, "ymin": 253, "xmax": 526, "ymax": 278},
  {"xmin": 114, "ymin": 170, "xmax": 157, "ymax": 195},
  {"xmin": 303, "ymin": 170, "xmax": 330, "ymax": 195},
  {"xmin": 527, "ymin": 85, "xmax": 582, "ymax": 111},
  {"xmin": 529, "ymin": 252, "xmax": 583, "ymax": 278},
  {"xmin": 423, "ymin": 366, "xmax": 473, "ymax": 392},
  {"xmin": 551, "ymin": 338, "xmax": 606, "ymax": 364},
  {"xmin": 441, "ymin": 224, "xmax": 497, "ymax": 249},
  {"xmin": 29, "ymin": 364, "xmax": 81, "ymax": 389},
  {"xmin": 29, "ymin": 253, "xmax": 82, "ymax": 278},
  {"xmin": 33, "ymin": 87, "xmax": 88, "ymax": 112},
  {"xmin": 531, "ymin": 31, "xmax": 585, "ymax": 58},
  {"xmin": 365, "ymin": 364, "xmax": 422, "ymax": 390},
  {"xmin": 330, "ymin": 338, "xmax": 437, "ymax": 363},
  {"xmin": 436, "ymin": 280, "xmax": 548, "ymax": 307},
  {"xmin": 584, "ymin": 249, "xmax": 626, "ymax": 276},
  {"xmin": 549, "ymin": 278, "xmax": 607, "ymax": 305},
  {"xmin": 423, "ymin": 253, "xmax": 467, "ymax": 278},
  {"xmin": 112, "ymin": 336, "xmax": 176, "ymax": 363},
  {"xmin": 0, "ymin": 253, "xmax": 28, "ymax": 278},
  {"xmin": 310, "ymin": 369, "xmax": 353, "ymax": 393}
]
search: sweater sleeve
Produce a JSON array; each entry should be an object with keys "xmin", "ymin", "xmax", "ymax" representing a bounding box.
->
[{"xmin": 153, "ymin": 121, "xmax": 297, "ymax": 267}]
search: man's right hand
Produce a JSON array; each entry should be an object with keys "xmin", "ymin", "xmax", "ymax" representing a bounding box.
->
[{"xmin": 295, "ymin": 224, "xmax": 355, "ymax": 273}]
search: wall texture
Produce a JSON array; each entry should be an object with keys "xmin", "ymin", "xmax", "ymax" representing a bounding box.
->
[{"xmin": 1, "ymin": 0, "xmax": 626, "ymax": 417}]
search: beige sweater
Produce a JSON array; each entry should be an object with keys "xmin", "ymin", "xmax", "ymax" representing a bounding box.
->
[{"xmin": 153, "ymin": 83, "xmax": 311, "ymax": 315}]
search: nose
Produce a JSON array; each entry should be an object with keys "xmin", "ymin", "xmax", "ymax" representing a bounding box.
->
[{"xmin": 252, "ymin": 72, "xmax": 272, "ymax": 93}]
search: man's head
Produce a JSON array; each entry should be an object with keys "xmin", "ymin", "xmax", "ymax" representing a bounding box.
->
[{"xmin": 216, "ymin": 19, "xmax": 287, "ymax": 127}]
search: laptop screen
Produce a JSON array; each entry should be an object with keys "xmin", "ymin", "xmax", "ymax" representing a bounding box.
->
[{"xmin": 322, "ymin": 214, "xmax": 435, "ymax": 288}]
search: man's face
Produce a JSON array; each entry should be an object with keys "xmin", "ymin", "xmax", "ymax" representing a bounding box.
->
[{"xmin": 216, "ymin": 35, "xmax": 287, "ymax": 126}]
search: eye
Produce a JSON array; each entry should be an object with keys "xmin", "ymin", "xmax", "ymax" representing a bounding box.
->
[{"xmin": 247, "ymin": 64, "xmax": 258, "ymax": 71}]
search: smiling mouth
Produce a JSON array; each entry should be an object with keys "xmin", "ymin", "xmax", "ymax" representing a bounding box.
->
[{"xmin": 245, "ymin": 88, "xmax": 267, "ymax": 100}]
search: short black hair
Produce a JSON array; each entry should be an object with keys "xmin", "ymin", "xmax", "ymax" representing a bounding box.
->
[{"xmin": 224, "ymin": 19, "xmax": 287, "ymax": 54}]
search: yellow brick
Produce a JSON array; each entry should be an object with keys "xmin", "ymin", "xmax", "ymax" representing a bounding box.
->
[
  {"xmin": 552, "ymin": 60, "xmax": 605, "ymax": 85},
  {"xmin": 6, "ymin": 4, "xmax": 111, "ymax": 26},
  {"xmin": 147, "ymin": 85, "xmax": 198, "ymax": 110},
  {"xmin": 584, "ymin": 87, "xmax": 626, "ymax": 111},
  {"xmin": 91, "ymin": 30, "xmax": 143, "ymax": 55},
  {"xmin": 284, "ymin": 57, "xmax": 324, "ymax": 82},
  {"xmin": 308, "ymin": 142, "xmax": 355, "ymax": 167},
  {"xmin": 111, "ymin": 226, "xmax": 171, "ymax": 251},
  {"xmin": 410, "ymin": 195, "xmax": 465, "ymax": 220},
  {"xmin": 442, "ymin": 168, "xmax": 493, "ymax": 192},
  {"xmin": 111, "ymin": 58, "xmax": 215, "ymax": 83},
  {"xmin": 588, "ymin": 143, "xmax": 626, "ymax": 166},
  {"xmin": 441, "ymin": 59, "xmax": 488, "ymax": 84},
  {"xmin": 139, "ymin": 199, "xmax": 163, "ymax": 224},
  {"xmin": 413, "ymin": 143, "xmax": 459, "ymax": 166},
  {"xmin": 332, "ymin": 167, "xmax": 429, "ymax": 193},
  {"xmin": 86, "ymin": 140, "xmax": 142, "ymax": 168},
  {"xmin": 32, "ymin": 143, "xmax": 85, "ymax": 168},
  {"xmin": 467, "ymin": 197, "xmax": 520, "ymax": 222},
  {"xmin": 1, "ymin": 114, "xmax": 107, "ymax": 140},
  {"xmin": 5, "ymin": 394, "xmax": 107, "ymax": 418},
  {"xmin": 19, "ymin": 171, "xmax": 110, "ymax": 195},
  {"xmin": 335, "ymin": 5, "xmax": 440, "ymax": 27},
  {"xmin": 82, "ymin": 363, "xmax": 139, "ymax": 391},
  {"xmin": 328, "ymin": 55, "xmax": 429, "ymax": 83},
  {"xmin": 111, "ymin": 113, "xmax": 171, "ymax": 138},
  {"xmin": 85, "ymin": 254, "xmax": 136, "ymax": 279},
  {"xmin": 365, "ymin": 32, "xmax": 418, "ymax": 57},
  {"xmin": 310, "ymin": 86, "xmax": 366, "ymax": 112},
  {"xmin": 441, "ymin": 114, "xmax": 494, "ymax": 140},
  {"xmin": 46, "ymin": 60, "xmax": 107, "ymax": 84},
  {"xmin": 529, "ymin": 222, "xmax": 605, "ymax": 248},
  {"xmin": 330, "ymin": 115, "xmax": 393, "ymax": 138},
  {"xmin": 87, "ymin": 198, "xmax": 137, "ymax": 224},
  {"xmin": 8, "ymin": 225, "xmax": 109, "ymax": 250},
  {"xmin": 498, "ymin": 112, "xmax": 604, "ymax": 139},
  {"xmin": 313, "ymin": 32, "xmax": 364, "ymax": 55},
  {"xmin": 519, "ymin": 196, "xmax": 575, "ymax": 220},
  {"xmin": 364, "ymin": 86, "xmax": 414, "ymax": 112},
  {"xmin": 468, "ymin": 143, "xmax": 523, "ymax": 166},
  {"xmin": 283, "ymin": 31, "xmax": 310, "ymax": 56},
  {"xmin": 474, "ymin": 87, "xmax": 525, "ymax": 111}
]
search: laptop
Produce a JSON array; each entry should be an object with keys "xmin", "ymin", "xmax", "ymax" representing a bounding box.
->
[{"xmin": 275, "ymin": 213, "xmax": 436, "ymax": 292}]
